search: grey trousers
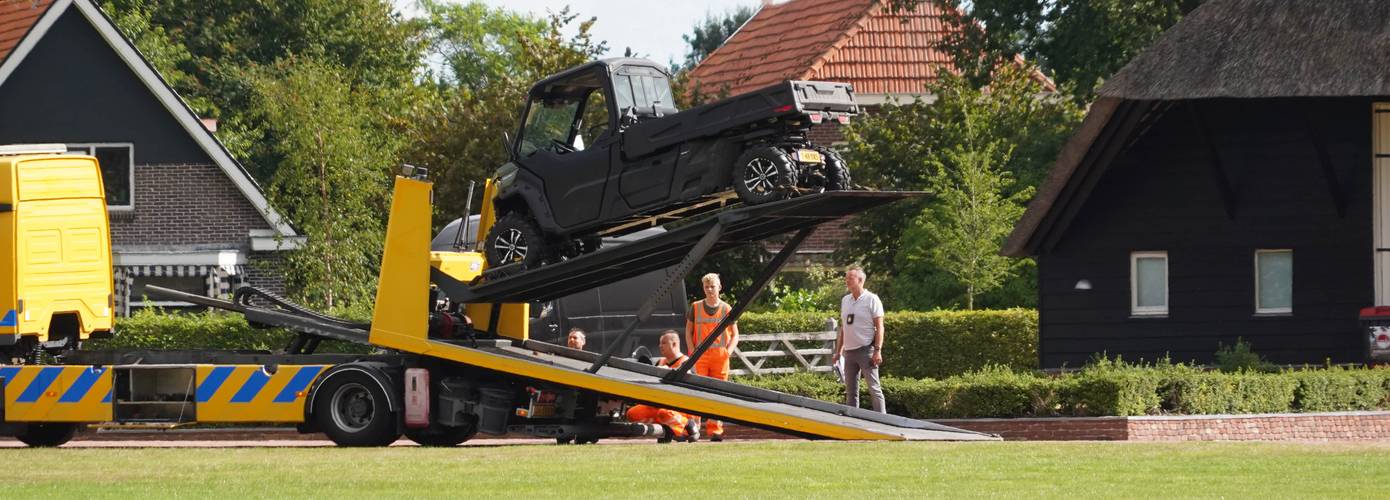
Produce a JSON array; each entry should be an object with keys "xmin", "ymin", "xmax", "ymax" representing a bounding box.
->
[{"xmin": 842, "ymin": 345, "xmax": 885, "ymax": 413}]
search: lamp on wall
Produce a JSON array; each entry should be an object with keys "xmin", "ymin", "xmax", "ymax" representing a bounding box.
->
[{"xmin": 1074, "ymin": 279, "xmax": 1092, "ymax": 291}]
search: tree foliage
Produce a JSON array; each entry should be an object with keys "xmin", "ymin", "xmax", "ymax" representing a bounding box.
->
[
  {"xmin": 250, "ymin": 58, "xmax": 400, "ymax": 309},
  {"xmin": 841, "ymin": 65, "xmax": 1081, "ymax": 309},
  {"xmin": 679, "ymin": 5, "xmax": 756, "ymax": 70},
  {"xmin": 894, "ymin": 0, "xmax": 1203, "ymax": 98}
]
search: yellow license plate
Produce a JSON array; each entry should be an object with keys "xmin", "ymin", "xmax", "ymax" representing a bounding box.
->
[{"xmin": 796, "ymin": 149, "xmax": 823, "ymax": 164}]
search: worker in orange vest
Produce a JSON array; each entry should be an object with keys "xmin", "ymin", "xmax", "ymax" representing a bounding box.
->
[
  {"xmin": 685, "ymin": 273, "xmax": 738, "ymax": 441},
  {"xmin": 626, "ymin": 331, "xmax": 699, "ymax": 442}
]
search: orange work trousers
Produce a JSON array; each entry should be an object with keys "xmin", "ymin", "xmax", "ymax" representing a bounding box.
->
[
  {"xmin": 626, "ymin": 405, "xmax": 690, "ymax": 438},
  {"xmin": 692, "ymin": 348, "xmax": 730, "ymax": 436}
]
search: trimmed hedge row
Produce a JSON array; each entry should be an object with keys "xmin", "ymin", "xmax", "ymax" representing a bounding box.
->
[
  {"xmin": 740, "ymin": 309, "xmax": 1037, "ymax": 379},
  {"xmin": 91, "ymin": 309, "xmax": 369, "ymax": 353},
  {"xmin": 738, "ymin": 364, "xmax": 1390, "ymax": 419}
]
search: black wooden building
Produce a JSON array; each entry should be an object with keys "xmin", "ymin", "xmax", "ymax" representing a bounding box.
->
[{"xmin": 1003, "ymin": 0, "xmax": 1390, "ymax": 367}]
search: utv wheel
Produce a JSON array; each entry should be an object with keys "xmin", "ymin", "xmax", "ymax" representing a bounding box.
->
[
  {"xmin": 15, "ymin": 422, "xmax": 77, "ymax": 447},
  {"xmin": 404, "ymin": 420, "xmax": 478, "ymax": 447},
  {"xmin": 733, "ymin": 147, "xmax": 797, "ymax": 205},
  {"xmin": 817, "ymin": 147, "xmax": 852, "ymax": 191},
  {"xmin": 314, "ymin": 371, "xmax": 400, "ymax": 447},
  {"xmin": 485, "ymin": 213, "xmax": 549, "ymax": 269}
]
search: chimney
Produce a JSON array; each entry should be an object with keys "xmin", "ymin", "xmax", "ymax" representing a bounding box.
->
[{"xmin": 200, "ymin": 117, "xmax": 218, "ymax": 133}]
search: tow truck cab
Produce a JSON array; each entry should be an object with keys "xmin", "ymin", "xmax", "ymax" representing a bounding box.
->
[{"xmin": 0, "ymin": 144, "xmax": 113, "ymax": 359}]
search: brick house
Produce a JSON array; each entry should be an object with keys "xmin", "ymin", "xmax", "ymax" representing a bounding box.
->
[
  {"xmin": 688, "ymin": 0, "xmax": 1041, "ymax": 260},
  {"xmin": 0, "ymin": 0, "xmax": 301, "ymax": 314}
]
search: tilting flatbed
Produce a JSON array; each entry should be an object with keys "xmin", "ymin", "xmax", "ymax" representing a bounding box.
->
[{"xmin": 1, "ymin": 170, "xmax": 994, "ymax": 446}]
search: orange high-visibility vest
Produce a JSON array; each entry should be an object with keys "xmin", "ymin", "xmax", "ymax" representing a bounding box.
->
[
  {"xmin": 690, "ymin": 300, "xmax": 733, "ymax": 349},
  {"xmin": 657, "ymin": 355, "xmax": 689, "ymax": 368}
]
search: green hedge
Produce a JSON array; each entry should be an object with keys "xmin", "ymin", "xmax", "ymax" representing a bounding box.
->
[
  {"xmin": 739, "ymin": 363, "xmax": 1390, "ymax": 419},
  {"xmin": 740, "ymin": 309, "xmax": 1037, "ymax": 378},
  {"xmin": 92, "ymin": 309, "xmax": 368, "ymax": 353}
]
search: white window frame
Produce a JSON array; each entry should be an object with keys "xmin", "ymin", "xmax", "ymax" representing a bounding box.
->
[
  {"xmin": 66, "ymin": 142, "xmax": 134, "ymax": 211},
  {"xmin": 1130, "ymin": 251, "xmax": 1169, "ymax": 316},
  {"xmin": 1254, "ymin": 249, "xmax": 1294, "ymax": 315}
]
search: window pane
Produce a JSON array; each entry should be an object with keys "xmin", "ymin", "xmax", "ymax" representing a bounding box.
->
[
  {"xmin": 612, "ymin": 75, "xmax": 635, "ymax": 112},
  {"xmin": 1258, "ymin": 251, "xmax": 1293, "ymax": 311},
  {"xmin": 1136, "ymin": 257, "xmax": 1167, "ymax": 308},
  {"xmin": 94, "ymin": 147, "xmax": 131, "ymax": 206},
  {"xmin": 518, "ymin": 99, "xmax": 580, "ymax": 157}
]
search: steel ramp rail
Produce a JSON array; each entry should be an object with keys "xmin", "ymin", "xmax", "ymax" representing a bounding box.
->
[
  {"xmin": 443, "ymin": 191, "xmax": 925, "ymax": 305},
  {"xmin": 420, "ymin": 337, "xmax": 996, "ymax": 441}
]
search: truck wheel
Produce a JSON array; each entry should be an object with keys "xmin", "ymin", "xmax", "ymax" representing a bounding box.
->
[
  {"xmin": 314, "ymin": 371, "xmax": 400, "ymax": 447},
  {"xmin": 404, "ymin": 421, "xmax": 478, "ymax": 447},
  {"xmin": 733, "ymin": 147, "xmax": 796, "ymax": 205},
  {"xmin": 817, "ymin": 147, "xmax": 852, "ymax": 191},
  {"xmin": 485, "ymin": 213, "xmax": 549, "ymax": 269},
  {"xmin": 15, "ymin": 422, "xmax": 77, "ymax": 447}
]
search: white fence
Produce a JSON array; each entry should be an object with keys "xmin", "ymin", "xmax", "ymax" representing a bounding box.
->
[{"xmin": 729, "ymin": 319, "xmax": 838, "ymax": 376}]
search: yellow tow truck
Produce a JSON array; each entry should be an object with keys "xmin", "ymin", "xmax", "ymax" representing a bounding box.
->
[{"xmin": 0, "ymin": 145, "xmax": 994, "ymax": 446}]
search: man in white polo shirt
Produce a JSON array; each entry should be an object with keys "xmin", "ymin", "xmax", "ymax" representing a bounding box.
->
[{"xmin": 832, "ymin": 265, "xmax": 886, "ymax": 413}]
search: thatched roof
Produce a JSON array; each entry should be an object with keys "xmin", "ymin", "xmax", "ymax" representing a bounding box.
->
[
  {"xmin": 1100, "ymin": 0, "xmax": 1390, "ymax": 99},
  {"xmin": 1004, "ymin": 0, "xmax": 1390, "ymax": 257}
]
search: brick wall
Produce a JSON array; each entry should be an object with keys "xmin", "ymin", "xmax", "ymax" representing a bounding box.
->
[
  {"xmin": 936, "ymin": 412, "xmax": 1390, "ymax": 441},
  {"xmin": 111, "ymin": 163, "xmax": 272, "ymax": 247},
  {"xmin": 242, "ymin": 252, "xmax": 288, "ymax": 296}
]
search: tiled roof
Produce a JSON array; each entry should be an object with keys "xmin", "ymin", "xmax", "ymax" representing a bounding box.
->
[
  {"xmin": 689, "ymin": 0, "xmax": 879, "ymax": 96},
  {"xmin": 689, "ymin": 0, "xmax": 957, "ymax": 96},
  {"xmin": 0, "ymin": 0, "xmax": 52, "ymax": 66}
]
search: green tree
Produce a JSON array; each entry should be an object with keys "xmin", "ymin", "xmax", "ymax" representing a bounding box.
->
[
  {"xmin": 101, "ymin": 0, "xmax": 426, "ymax": 179},
  {"xmin": 250, "ymin": 58, "xmax": 403, "ymax": 309},
  {"xmin": 895, "ymin": 0, "xmax": 1202, "ymax": 98},
  {"xmin": 679, "ymin": 5, "xmax": 756, "ymax": 70},
  {"xmin": 907, "ymin": 139, "xmax": 1032, "ymax": 309},
  {"xmin": 841, "ymin": 64, "xmax": 1081, "ymax": 309}
]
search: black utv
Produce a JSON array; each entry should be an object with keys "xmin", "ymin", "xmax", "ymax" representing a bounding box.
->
[{"xmin": 486, "ymin": 57, "xmax": 858, "ymax": 268}]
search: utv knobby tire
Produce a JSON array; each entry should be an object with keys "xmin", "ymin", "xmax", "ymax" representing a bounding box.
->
[
  {"xmin": 816, "ymin": 147, "xmax": 852, "ymax": 191},
  {"xmin": 15, "ymin": 422, "xmax": 77, "ymax": 447},
  {"xmin": 313, "ymin": 371, "xmax": 400, "ymax": 447},
  {"xmin": 485, "ymin": 213, "xmax": 549, "ymax": 269},
  {"xmin": 404, "ymin": 421, "xmax": 478, "ymax": 447},
  {"xmin": 733, "ymin": 147, "xmax": 797, "ymax": 205}
]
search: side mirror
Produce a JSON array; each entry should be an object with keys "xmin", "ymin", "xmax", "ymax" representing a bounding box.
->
[{"xmin": 650, "ymin": 100, "xmax": 663, "ymax": 118}]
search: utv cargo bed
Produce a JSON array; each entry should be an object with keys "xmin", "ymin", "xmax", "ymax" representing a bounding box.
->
[{"xmin": 623, "ymin": 80, "xmax": 857, "ymax": 158}]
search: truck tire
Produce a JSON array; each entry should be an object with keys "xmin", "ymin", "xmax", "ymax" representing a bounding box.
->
[
  {"xmin": 733, "ymin": 147, "xmax": 797, "ymax": 205},
  {"xmin": 404, "ymin": 421, "xmax": 478, "ymax": 447},
  {"xmin": 817, "ymin": 147, "xmax": 852, "ymax": 191},
  {"xmin": 313, "ymin": 370, "xmax": 400, "ymax": 447},
  {"xmin": 15, "ymin": 422, "xmax": 77, "ymax": 447},
  {"xmin": 485, "ymin": 213, "xmax": 549, "ymax": 269}
]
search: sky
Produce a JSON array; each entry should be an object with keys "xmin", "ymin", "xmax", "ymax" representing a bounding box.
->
[{"xmin": 418, "ymin": 1, "xmax": 770, "ymax": 67}]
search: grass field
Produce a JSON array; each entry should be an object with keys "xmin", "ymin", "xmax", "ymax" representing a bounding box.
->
[{"xmin": 3, "ymin": 441, "xmax": 1385, "ymax": 498}]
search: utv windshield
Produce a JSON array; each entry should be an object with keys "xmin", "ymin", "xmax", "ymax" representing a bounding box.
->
[
  {"xmin": 612, "ymin": 66, "xmax": 675, "ymax": 115},
  {"xmin": 518, "ymin": 98, "xmax": 581, "ymax": 157}
]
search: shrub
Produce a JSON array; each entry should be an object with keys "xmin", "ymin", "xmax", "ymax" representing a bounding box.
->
[
  {"xmin": 1065, "ymin": 356, "xmax": 1199, "ymax": 416},
  {"xmin": 93, "ymin": 308, "xmax": 368, "ymax": 353},
  {"xmin": 932, "ymin": 365, "xmax": 1066, "ymax": 418},
  {"xmin": 1291, "ymin": 368, "xmax": 1390, "ymax": 412},
  {"xmin": 1214, "ymin": 338, "xmax": 1275, "ymax": 373},
  {"xmin": 1164, "ymin": 371, "xmax": 1296, "ymax": 414},
  {"xmin": 740, "ymin": 309, "xmax": 1037, "ymax": 378}
]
